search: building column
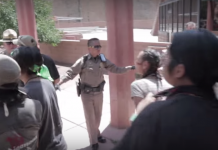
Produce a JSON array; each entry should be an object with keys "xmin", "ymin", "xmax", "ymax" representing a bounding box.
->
[
  {"xmin": 15, "ymin": 0, "xmax": 38, "ymax": 41},
  {"xmin": 206, "ymin": 0, "xmax": 213, "ymax": 31},
  {"xmin": 106, "ymin": 0, "xmax": 135, "ymax": 128}
]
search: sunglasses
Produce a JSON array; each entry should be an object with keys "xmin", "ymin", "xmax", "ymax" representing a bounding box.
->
[{"xmin": 89, "ymin": 45, "xmax": 102, "ymax": 49}]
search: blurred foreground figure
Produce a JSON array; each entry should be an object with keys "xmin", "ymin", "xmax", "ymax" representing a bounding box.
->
[
  {"xmin": 114, "ymin": 29, "xmax": 218, "ymax": 150},
  {"xmin": 0, "ymin": 55, "xmax": 42, "ymax": 150}
]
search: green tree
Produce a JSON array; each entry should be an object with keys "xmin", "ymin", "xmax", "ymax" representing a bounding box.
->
[{"xmin": 0, "ymin": 0, "xmax": 62, "ymax": 46}]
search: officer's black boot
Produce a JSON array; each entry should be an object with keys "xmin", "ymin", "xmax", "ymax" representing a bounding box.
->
[
  {"xmin": 92, "ymin": 143, "xmax": 99, "ymax": 150},
  {"xmin": 98, "ymin": 136, "xmax": 106, "ymax": 143}
]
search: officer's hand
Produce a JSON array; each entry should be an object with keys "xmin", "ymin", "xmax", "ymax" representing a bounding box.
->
[
  {"xmin": 58, "ymin": 79, "xmax": 65, "ymax": 86},
  {"xmin": 131, "ymin": 66, "xmax": 135, "ymax": 70},
  {"xmin": 55, "ymin": 84, "xmax": 61, "ymax": 91},
  {"xmin": 126, "ymin": 66, "xmax": 135, "ymax": 70}
]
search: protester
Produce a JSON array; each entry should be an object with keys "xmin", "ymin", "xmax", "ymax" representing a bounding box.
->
[
  {"xmin": 0, "ymin": 55, "xmax": 42, "ymax": 150},
  {"xmin": 12, "ymin": 35, "xmax": 60, "ymax": 85},
  {"xmin": 130, "ymin": 49, "xmax": 171, "ymax": 121},
  {"xmin": 11, "ymin": 46, "xmax": 67, "ymax": 150},
  {"xmin": 114, "ymin": 29, "xmax": 218, "ymax": 150}
]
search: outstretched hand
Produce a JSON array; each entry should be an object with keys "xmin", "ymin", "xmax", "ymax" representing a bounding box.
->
[
  {"xmin": 55, "ymin": 84, "xmax": 61, "ymax": 91},
  {"xmin": 126, "ymin": 66, "xmax": 136, "ymax": 70}
]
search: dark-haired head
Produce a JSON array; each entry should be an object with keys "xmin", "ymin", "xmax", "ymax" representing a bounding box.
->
[
  {"xmin": 87, "ymin": 38, "xmax": 99, "ymax": 47},
  {"xmin": 87, "ymin": 38, "xmax": 101, "ymax": 57},
  {"xmin": 11, "ymin": 46, "xmax": 43, "ymax": 81},
  {"xmin": 163, "ymin": 29, "xmax": 218, "ymax": 93},
  {"xmin": 136, "ymin": 49, "xmax": 161, "ymax": 78}
]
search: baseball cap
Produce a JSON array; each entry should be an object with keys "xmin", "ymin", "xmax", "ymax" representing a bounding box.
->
[
  {"xmin": 0, "ymin": 55, "xmax": 21, "ymax": 87},
  {"xmin": 13, "ymin": 35, "xmax": 37, "ymax": 47},
  {"xmin": 0, "ymin": 29, "xmax": 17, "ymax": 42}
]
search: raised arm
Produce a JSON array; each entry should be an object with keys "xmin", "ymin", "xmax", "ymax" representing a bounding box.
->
[{"xmin": 104, "ymin": 59, "xmax": 134, "ymax": 74}]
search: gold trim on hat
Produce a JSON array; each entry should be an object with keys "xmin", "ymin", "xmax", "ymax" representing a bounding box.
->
[{"xmin": 3, "ymin": 34, "xmax": 17, "ymax": 40}]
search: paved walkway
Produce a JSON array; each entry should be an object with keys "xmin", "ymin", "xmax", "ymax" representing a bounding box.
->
[{"xmin": 56, "ymin": 65, "xmax": 127, "ymax": 150}]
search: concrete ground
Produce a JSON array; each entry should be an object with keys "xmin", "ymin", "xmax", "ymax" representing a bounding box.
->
[{"xmin": 56, "ymin": 65, "xmax": 127, "ymax": 150}]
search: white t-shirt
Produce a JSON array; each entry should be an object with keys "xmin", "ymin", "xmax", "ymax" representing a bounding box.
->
[{"xmin": 131, "ymin": 76, "xmax": 172, "ymax": 99}]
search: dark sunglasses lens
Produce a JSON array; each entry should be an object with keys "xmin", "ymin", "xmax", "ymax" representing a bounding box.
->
[{"xmin": 94, "ymin": 45, "xmax": 101, "ymax": 49}]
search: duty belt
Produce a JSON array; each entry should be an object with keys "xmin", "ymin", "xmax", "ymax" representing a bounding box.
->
[{"xmin": 81, "ymin": 81, "xmax": 106, "ymax": 93}]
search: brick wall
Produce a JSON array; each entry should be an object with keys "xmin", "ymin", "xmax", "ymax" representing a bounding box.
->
[{"xmin": 158, "ymin": 31, "xmax": 169, "ymax": 42}]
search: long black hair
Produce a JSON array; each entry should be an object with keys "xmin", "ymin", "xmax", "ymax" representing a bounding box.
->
[
  {"xmin": 168, "ymin": 29, "xmax": 218, "ymax": 92},
  {"xmin": 140, "ymin": 49, "xmax": 161, "ymax": 79},
  {"xmin": 140, "ymin": 49, "xmax": 162, "ymax": 91}
]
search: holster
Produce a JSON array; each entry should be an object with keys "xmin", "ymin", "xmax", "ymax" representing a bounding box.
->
[{"xmin": 76, "ymin": 79, "xmax": 81, "ymax": 97}]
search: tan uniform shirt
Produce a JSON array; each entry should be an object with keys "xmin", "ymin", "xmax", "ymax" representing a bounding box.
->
[{"xmin": 61, "ymin": 54, "xmax": 129, "ymax": 87}]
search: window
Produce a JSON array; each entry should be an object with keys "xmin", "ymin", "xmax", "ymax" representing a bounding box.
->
[
  {"xmin": 159, "ymin": 6, "xmax": 163, "ymax": 31},
  {"xmin": 159, "ymin": 0, "xmax": 200, "ymax": 32},
  {"xmin": 184, "ymin": 0, "xmax": 191, "ymax": 26},
  {"xmin": 212, "ymin": 2, "xmax": 218, "ymax": 30},
  {"xmin": 178, "ymin": 0, "xmax": 183, "ymax": 31},
  {"xmin": 163, "ymin": 5, "xmax": 166, "ymax": 31},
  {"xmin": 200, "ymin": 0, "xmax": 207, "ymax": 28},
  {"xmin": 191, "ymin": 0, "xmax": 198, "ymax": 27},
  {"xmin": 166, "ymin": 4, "xmax": 172, "ymax": 32},
  {"xmin": 172, "ymin": 2, "xmax": 178, "ymax": 32}
]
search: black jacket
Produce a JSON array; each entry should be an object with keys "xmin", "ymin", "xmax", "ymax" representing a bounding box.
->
[{"xmin": 114, "ymin": 86, "xmax": 218, "ymax": 150}]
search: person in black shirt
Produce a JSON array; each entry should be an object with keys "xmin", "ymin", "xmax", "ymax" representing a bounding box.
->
[
  {"xmin": 12, "ymin": 35, "xmax": 60, "ymax": 85},
  {"xmin": 41, "ymin": 53, "xmax": 60, "ymax": 84},
  {"xmin": 114, "ymin": 29, "xmax": 218, "ymax": 150}
]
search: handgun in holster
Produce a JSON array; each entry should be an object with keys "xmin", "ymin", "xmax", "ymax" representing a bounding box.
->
[
  {"xmin": 76, "ymin": 78, "xmax": 81, "ymax": 97},
  {"xmin": 99, "ymin": 80, "xmax": 106, "ymax": 91}
]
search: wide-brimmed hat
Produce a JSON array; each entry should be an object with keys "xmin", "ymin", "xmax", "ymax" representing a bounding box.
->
[{"xmin": 0, "ymin": 29, "xmax": 17, "ymax": 42}]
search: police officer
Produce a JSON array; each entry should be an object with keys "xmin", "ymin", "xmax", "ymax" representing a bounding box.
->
[
  {"xmin": 0, "ymin": 29, "xmax": 18, "ymax": 55},
  {"xmin": 59, "ymin": 38, "xmax": 135, "ymax": 150}
]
